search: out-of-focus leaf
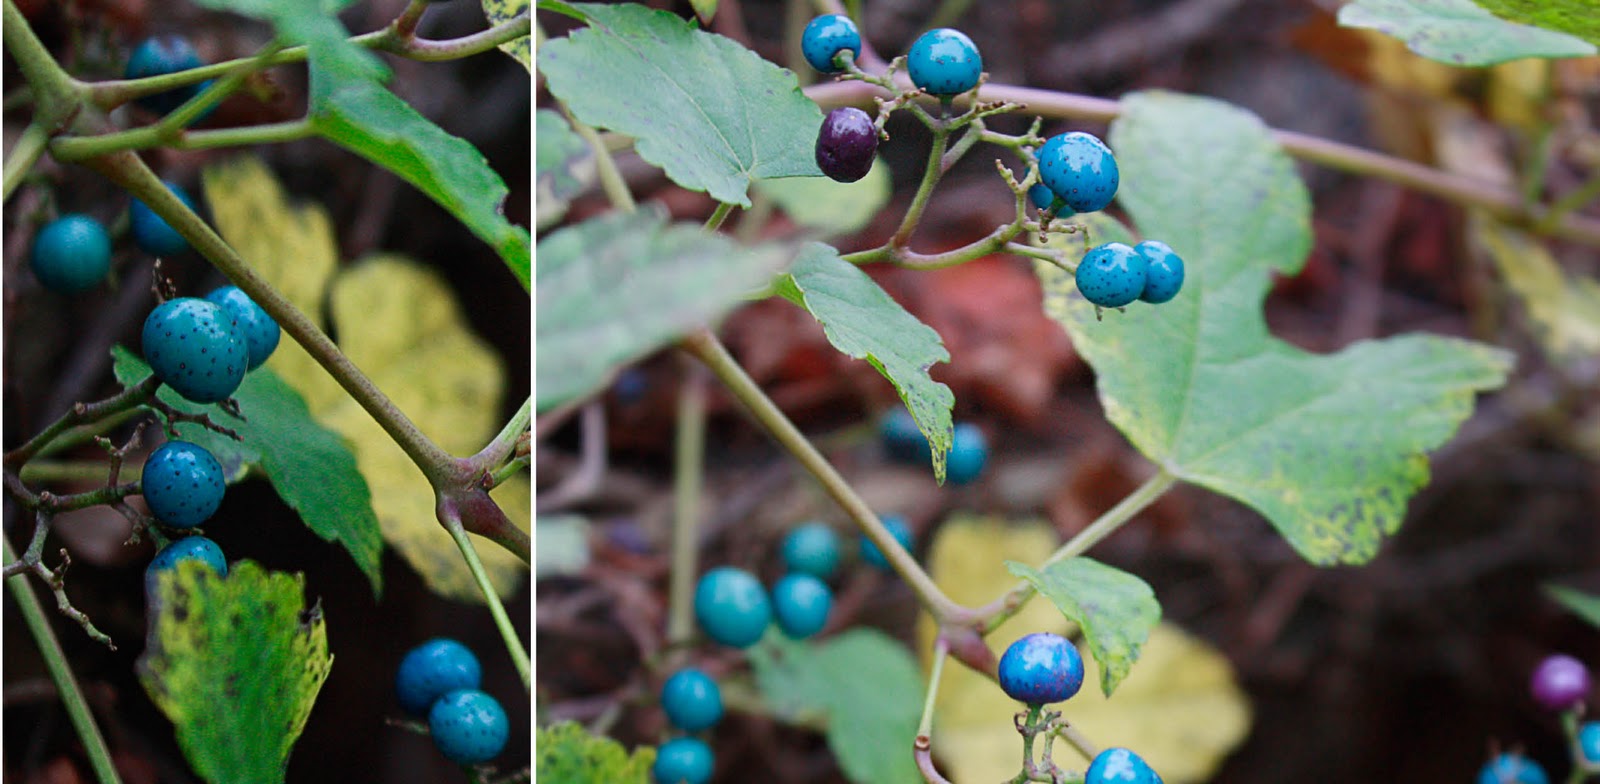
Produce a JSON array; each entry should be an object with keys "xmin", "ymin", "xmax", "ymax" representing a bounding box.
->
[
  {"xmin": 536, "ymin": 721, "xmax": 653, "ymax": 783},
  {"xmin": 1544, "ymin": 584, "xmax": 1600, "ymax": 629},
  {"xmin": 536, "ymin": 515, "xmax": 590, "ymax": 579},
  {"xmin": 1338, "ymin": 0, "xmax": 1595, "ymax": 65},
  {"xmin": 755, "ymin": 158, "xmax": 890, "ymax": 237},
  {"xmin": 1477, "ymin": 218, "xmax": 1600, "ymax": 361},
  {"xmin": 536, "ymin": 109, "xmax": 593, "ymax": 229},
  {"xmin": 1473, "ymin": 0, "xmax": 1600, "ymax": 47}
]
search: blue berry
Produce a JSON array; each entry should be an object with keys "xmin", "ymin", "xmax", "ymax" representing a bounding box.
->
[
  {"xmin": 396, "ymin": 638, "xmax": 482, "ymax": 716},
  {"xmin": 141, "ymin": 297, "xmax": 248, "ymax": 403},
  {"xmin": 130, "ymin": 180, "xmax": 198, "ymax": 257},
  {"xmin": 907, "ymin": 28, "xmax": 982, "ymax": 96},
  {"xmin": 1085, "ymin": 747, "xmax": 1160, "ymax": 784},
  {"xmin": 1477, "ymin": 753, "xmax": 1549, "ymax": 784},
  {"xmin": 1037, "ymin": 132, "xmax": 1119, "ymax": 214},
  {"xmin": 427, "ymin": 688, "xmax": 508, "ymax": 765},
  {"xmin": 998, "ymin": 632, "xmax": 1085, "ymax": 706},
  {"xmin": 30, "ymin": 215, "xmax": 112, "ymax": 294},
  {"xmin": 801, "ymin": 14, "xmax": 861, "ymax": 74},
  {"xmin": 816, "ymin": 107, "xmax": 878, "ymax": 183},
  {"xmin": 660, "ymin": 668, "xmax": 723, "ymax": 731},
  {"xmin": 146, "ymin": 535, "xmax": 228, "ymax": 584},
  {"xmin": 693, "ymin": 567, "xmax": 771, "ymax": 648},
  {"xmin": 781, "ymin": 522, "xmax": 840, "ymax": 579},
  {"xmin": 1076, "ymin": 242, "xmax": 1149, "ymax": 309},
  {"xmin": 125, "ymin": 35, "xmax": 214, "ymax": 116},
  {"xmin": 1578, "ymin": 721, "xmax": 1600, "ymax": 765},
  {"xmin": 859, "ymin": 515, "xmax": 913, "ymax": 571},
  {"xmin": 880, "ymin": 408, "xmax": 931, "ymax": 465},
  {"xmin": 204, "ymin": 285, "xmax": 281, "ymax": 370},
  {"xmin": 1027, "ymin": 183, "xmax": 1071, "ymax": 215},
  {"xmin": 141, "ymin": 440, "xmax": 226, "ymax": 529},
  {"xmin": 1135, "ymin": 240, "xmax": 1185, "ymax": 304},
  {"xmin": 771, "ymin": 573, "xmax": 832, "ymax": 639},
  {"xmin": 947, "ymin": 423, "xmax": 987, "ymax": 485},
  {"xmin": 653, "ymin": 737, "xmax": 714, "ymax": 784}
]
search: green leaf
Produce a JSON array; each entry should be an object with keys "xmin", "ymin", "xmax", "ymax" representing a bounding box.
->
[
  {"xmin": 1035, "ymin": 91, "xmax": 1512, "ymax": 565},
  {"xmin": 483, "ymin": 0, "xmax": 532, "ymax": 71},
  {"xmin": 776, "ymin": 243, "xmax": 954, "ymax": 483},
  {"xmin": 112, "ymin": 347, "xmax": 384, "ymax": 594},
  {"xmin": 1006, "ymin": 558, "xmax": 1161, "ymax": 696},
  {"xmin": 755, "ymin": 158, "xmax": 890, "ymax": 237},
  {"xmin": 1544, "ymin": 584, "xmax": 1600, "ymax": 629},
  {"xmin": 536, "ymin": 210, "xmax": 796, "ymax": 412},
  {"xmin": 139, "ymin": 561, "xmax": 332, "ymax": 784},
  {"xmin": 1472, "ymin": 0, "xmax": 1600, "ymax": 47},
  {"xmin": 535, "ymin": 515, "xmax": 591, "ymax": 579},
  {"xmin": 1338, "ymin": 0, "xmax": 1595, "ymax": 65},
  {"xmin": 538, "ymin": 2, "xmax": 824, "ymax": 206},
  {"xmin": 750, "ymin": 629, "xmax": 923, "ymax": 784},
  {"xmin": 536, "ymin": 109, "xmax": 593, "ymax": 229},
  {"xmin": 536, "ymin": 721, "xmax": 654, "ymax": 783},
  {"xmin": 689, "ymin": 0, "xmax": 717, "ymax": 24}
]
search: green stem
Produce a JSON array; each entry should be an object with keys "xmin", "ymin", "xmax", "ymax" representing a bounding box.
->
[
  {"xmin": 3, "ymin": 538, "xmax": 122, "ymax": 784},
  {"xmin": 891, "ymin": 122, "xmax": 950, "ymax": 248},
  {"xmin": 2, "ymin": 0, "xmax": 86, "ymax": 129},
  {"xmin": 50, "ymin": 119, "xmax": 316, "ymax": 160},
  {"xmin": 918, "ymin": 639, "xmax": 949, "ymax": 737},
  {"xmin": 681, "ymin": 330, "xmax": 966, "ymax": 621},
  {"xmin": 4, "ymin": 377, "xmax": 159, "ymax": 470},
  {"xmin": 19, "ymin": 461, "xmax": 129, "ymax": 484},
  {"xmin": 565, "ymin": 105, "xmax": 635, "ymax": 212},
  {"xmin": 666, "ymin": 367, "xmax": 709, "ymax": 648},
  {"xmin": 470, "ymin": 396, "xmax": 532, "ymax": 477},
  {"xmin": 1535, "ymin": 172, "xmax": 1600, "ymax": 236},
  {"xmin": 3, "ymin": 121, "xmax": 49, "ymax": 201},
  {"xmin": 440, "ymin": 504, "xmax": 531, "ymax": 688},
  {"xmin": 976, "ymin": 471, "xmax": 1176, "ymax": 635},
  {"xmin": 704, "ymin": 201, "xmax": 735, "ymax": 232},
  {"xmin": 1019, "ymin": 704, "xmax": 1044, "ymax": 772}
]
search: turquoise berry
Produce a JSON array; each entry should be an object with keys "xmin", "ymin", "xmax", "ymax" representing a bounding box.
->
[
  {"xmin": 205, "ymin": 285, "xmax": 281, "ymax": 370},
  {"xmin": 660, "ymin": 668, "xmax": 723, "ymax": 731},
  {"xmin": 1578, "ymin": 721, "xmax": 1600, "ymax": 765},
  {"xmin": 141, "ymin": 297, "xmax": 248, "ymax": 403},
  {"xmin": 1076, "ymin": 242, "xmax": 1149, "ymax": 309},
  {"xmin": 146, "ymin": 535, "xmax": 227, "ymax": 584},
  {"xmin": 1135, "ymin": 240, "xmax": 1185, "ymax": 304},
  {"xmin": 947, "ymin": 423, "xmax": 988, "ymax": 485},
  {"xmin": 1027, "ymin": 183, "xmax": 1071, "ymax": 216},
  {"xmin": 125, "ymin": 35, "xmax": 215, "ymax": 117},
  {"xmin": 1037, "ymin": 132, "xmax": 1119, "ymax": 214},
  {"xmin": 141, "ymin": 440, "xmax": 226, "ymax": 529},
  {"xmin": 30, "ymin": 214, "xmax": 112, "ymax": 294},
  {"xmin": 860, "ymin": 515, "xmax": 913, "ymax": 571},
  {"xmin": 998, "ymin": 632, "xmax": 1085, "ymax": 706},
  {"xmin": 1477, "ymin": 753, "xmax": 1549, "ymax": 784},
  {"xmin": 801, "ymin": 14, "xmax": 861, "ymax": 74},
  {"xmin": 130, "ymin": 180, "xmax": 198, "ymax": 257},
  {"xmin": 693, "ymin": 567, "xmax": 771, "ymax": 648},
  {"xmin": 396, "ymin": 638, "xmax": 482, "ymax": 716},
  {"xmin": 771, "ymin": 573, "xmax": 832, "ymax": 639},
  {"xmin": 781, "ymin": 522, "xmax": 840, "ymax": 579},
  {"xmin": 880, "ymin": 408, "xmax": 931, "ymax": 465},
  {"xmin": 1085, "ymin": 747, "xmax": 1160, "ymax": 784},
  {"xmin": 653, "ymin": 737, "xmax": 714, "ymax": 784},
  {"xmin": 427, "ymin": 688, "xmax": 508, "ymax": 765},
  {"xmin": 907, "ymin": 28, "xmax": 982, "ymax": 96}
]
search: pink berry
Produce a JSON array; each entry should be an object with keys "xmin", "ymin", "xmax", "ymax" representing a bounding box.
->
[{"xmin": 1529, "ymin": 653, "xmax": 1591, "ymax": 712}]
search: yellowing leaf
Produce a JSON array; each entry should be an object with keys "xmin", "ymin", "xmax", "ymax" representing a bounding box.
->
[
  {"xmin": 483, "ymin": 0, "xmax": 531, "ymax": 72},
  {"xmin": 1477, "ymin": 218, "xmax": 1600, "ymax": 360}
]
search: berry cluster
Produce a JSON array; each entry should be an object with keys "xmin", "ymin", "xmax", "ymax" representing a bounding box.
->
[
  {"xmin": 1076, "ymin": 240, "xmax": 1187, "ymax": 309},
  {"xmin": 141, "ymin": 438, "xmax": 230, "ymax": 587},
  {"xmin": 124, "ymin": 35, "xmax": 216, "ymax": 120},
  {"xmin": 1476, "ymin": 653, "xmax": 1597, "ymax": 783},
  {"xmin": 395, "ymin": 638, "xmax": 509, "ymax": 766},
  {"xmin": 880, "ymin": 408, "xmax": 989, "ymax": 486},
  {"xmin": 141, "ymin": 285, "xmax": 280, "ymax": 405},
  {"xmin": 693, "ymin": 562, "xmax": 835, "ymax": 646}
]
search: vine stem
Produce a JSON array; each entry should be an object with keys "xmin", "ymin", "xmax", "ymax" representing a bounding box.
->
[
  {"xmin": 891, "ymin": 120, "xmax": 950, "ymax": 248},
  {"xmin": 3, "ymin": 121, "xmax": 49, "ymax": 200},
  {"xmin": 3, "ymin": 537, "xmax": 122, "ymax": 784},
  {"xmin": 919, "ymin": 637, "xmax": 949, "ymax": 737},
  {"xmin": 469, "ymin": 396, "xmax": 532, "ymax": 477},
  {"xmin": 679, "ymin": 330, "xmax": 967, "ymax": 622},
  {"xmin": 665, "ymin": 365, "xmax": 708, "ymax": 648},
  {"xmin": 439, "ymin": 502, "xmax": 530, "ymax": 688}
]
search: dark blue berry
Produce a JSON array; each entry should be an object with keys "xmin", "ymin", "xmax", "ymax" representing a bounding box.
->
[
  {"xmin": 693, "ymin": 567, "xmax": 770, "ymax": 648},
  {"xmin": 947, "ymin": 423, "xmax": 987, "ymax": 485},
  {"xmin": 771, "ymin": 573, "xmax": 832, "ymax": 639},
  {"xmin": 1135, "ymin": 240, "xmax": 1185, "ymax": 304},
  {"xmin": 1037, "ymin": 132, "xmax": 1119, "ymax": 214},
  {"xmin": 30, "ymin": 214, "xmax": 112, "ymax": 294},
  {"xmin": 125, "ymin": 36, "xmax": 213, "ymax": 116},
  {"xmin": 859, "ymin": 515, "xmax": 913, "ymax": 571},
  {"xmin": 653, "ymin": 737, "xmax": 714, "ymax": 784},
  {"xmin": 801, "ymin": 14, "xmax": 861, "ymax": 74},
  {"xmin": 427, "ymin": 688, "xmax": 508, "ymax": 765},
  {"xmin": 880, "ymin": 408, "xmax": 931, "ymax": 464},
  {"xmin": 1086, "ymin": 747, "xmax": 1161, "ymax": 784},
  {"xmin": 141, "ymin": 440, "xmax": 226, "ymax": 529},
  {"xmin": 146, "ymin": 535, "xmax": 228, "ymax": 585},
  {"xmin": 1076, "ymin": 242, "xmax": 1149, "ymax": 309},
  {"xmin": 660, "ymin": 668, "xmax": 723, "ymax": 731},
  {"xmin": 781, "ymin": 522, "xmax": 840, "ymax": 579},
  {"xmin": 204, "ymin": 285, "xmax": 281, "ymax": 370},
  {"xmin": 141, "ymin": 297, "xmax": 248, "ymax": 403},
  {"xmin": 998, "ymin": 632, "xmax": 1084, "ymax": 706},
  {"xmin": 130, "ymin": 180, "xmax": 198, "ymax": 257},
  {"xmin": 907, "ymin": 28, "xmax": 982, "ymax": 96},
  {"xmin": 396, "ymin": 638, "xmax": 482, "ymax": 716},
  {"xmin": 1477, "ymin": 753, "xmax": 1549, "ymax": 784},
  {"xmin": 816, "ymin": 107, "xmax": 878, "ymax": 183}
]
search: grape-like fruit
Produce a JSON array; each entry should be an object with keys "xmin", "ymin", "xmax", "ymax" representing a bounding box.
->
[{"xmin": 816, "ymin": 107, "xmax": 878, "ymax": 183}]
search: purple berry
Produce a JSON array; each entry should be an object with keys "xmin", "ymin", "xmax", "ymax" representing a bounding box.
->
[
  {"xmin": 815, "ymin": 107, "xmax": 878, "ymax": 183},
  {"xmin": 1529, "ymin": 653, "xmax": 1591, "ymax": 712}
]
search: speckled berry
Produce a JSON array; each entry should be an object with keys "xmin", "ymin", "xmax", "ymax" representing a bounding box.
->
[
  {"xmin": 1086, "ymin": 747, "xmax": 1161, "ymax": 784},
  {"xmin": 816, "ymin": 107, "xmax": 878, "ymax": 183},
  {"xmin": 141, "ymin": 297, "xmax": 248, "ymax": 403},
  {"xmin": 781, "ymin": 522, "xmax": 840, "ymax": 579},
  {"xmin": 771, "ymin": 573, "xmax": 832, "ymax": 639},
  {"xmin": 859, "ymin": 515, "xmax": 913, "ymax": 571},
  {"xmin": 660, "ymin": 668, "xmax": 723, "ymax": 731},
  {"xmin": 1028, "ymin": 183, "xmax": 1072, "ymax": 216},
  {"xmin": 694, "ymin": 567, "xmax": 771, "ymax": 648},
  {"xmin": 998, "ymin": 632, "xmax": 1084, "ymax": 706},
  {"xmin": 801, "ymin": 14, "xmax": 861, "ymax": 74},
  {"xmin": 30, "ymin": 214, "xmax": 112, "ymax": 294},
  {"xmin": 427, "ymin": 688, "xmax": 508, "ymax": 765},
  {"xmin": 396, "ymin": 638, "xmax": 482, "ymax": 716},
  {"xmin": 204, "ymin": 285, "xmax": 281, "ymax": 370},
  {"xmin": 1076, "ymin": 242, "xmax": 1149, "ymax": 309},
  {"xmin": 1135, "ymin": 240, "xmax": 1186, "ymax": 304},
  {"xmin": 1477, "ymin": 753, "xmax": 1549, "ymax": 784},
  {"xmin": 907, "ymin": 28, "xmax": 982, "ymax": 96},
  {"xmin": 141, "ymin": 440, "xmax": 226, "ymax": 529},
  {"xmin": 653, "ymin": 737, "xmax": 714, "ymax": 784},
  {"xmin": 124, "ymin": 35, "xmax": 214, "ymax": 117},
  {"xmin": 130, "ymin": 180, "xmax": 198, "ymax": 257},
  {"xmin": 1530, "ymin": 654, "xmax": 1591, "ymax": 713},
  {"xmin": 1037, "ymin": 132, "xmax": 1119, "ymax": 214},
  {"xmin": 146, "ymin": 535, "xmax": 227, "ymax": 584}
]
